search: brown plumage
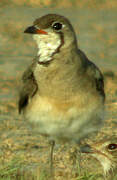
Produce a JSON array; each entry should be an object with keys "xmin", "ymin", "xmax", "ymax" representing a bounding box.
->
[{"xmin": 18, "ymin": 14, "xmax": 105, "ymax": 170}]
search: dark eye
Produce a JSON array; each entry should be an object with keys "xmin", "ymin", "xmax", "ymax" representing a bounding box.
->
[
  {"xmin": 108, "ymin": 144, "xmax": 117, "ymax": 150},
  {"xmin": 52, "ymin": 22, "xmax": 62, "ymax": 30}
]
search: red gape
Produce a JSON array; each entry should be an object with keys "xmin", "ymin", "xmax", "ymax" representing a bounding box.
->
[{"xmin": 36, "ymin": 29, "xmax": 48, "ymax": 35}]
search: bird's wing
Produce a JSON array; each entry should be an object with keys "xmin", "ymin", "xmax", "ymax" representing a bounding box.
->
[
  {"xmin": 93, "ymin": 64, "xmax": 105, "ymax": 100},
  {"xmin": 18, "ymin": 58, "xmax": 38, "ymax": 114},
  {"xmin": 78, "ymin": 49, "xmax": 105, "ymax": 101}
]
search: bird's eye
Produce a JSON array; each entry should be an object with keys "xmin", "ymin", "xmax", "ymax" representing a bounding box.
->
[
  {"xmin": 52, "ymin": 22, "xmax": 62, "ymax": 30},
  {"xmin": 108, "ymin": 143, "xmax": 117, "ymax": 150}
]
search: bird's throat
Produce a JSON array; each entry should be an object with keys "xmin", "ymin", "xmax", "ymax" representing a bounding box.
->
[{"xmin": 33, "ymin": 33, "xmax": 61, "ymax": 64}]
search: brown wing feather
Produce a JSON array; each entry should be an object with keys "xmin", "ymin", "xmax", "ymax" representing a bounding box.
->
[
  {"xmin": 78, "ymin": 49, "xmax": 105, "ymax": 102},
  {"xmin": 18, "ymin": 58, "xmax": 38, "ymax": 114}
]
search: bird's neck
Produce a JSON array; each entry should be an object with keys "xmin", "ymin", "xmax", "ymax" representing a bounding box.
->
[
  {"xmin": 33, "ymin": 33, "xmax": 79, "ymax": 66},
  {"xmin": 34, "ymin": 43, "xmax": 84, "ymax": 100}
]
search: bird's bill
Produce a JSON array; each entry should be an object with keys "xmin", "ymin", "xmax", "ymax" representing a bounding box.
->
[
  {"xmin": 80, "ymin": 144, "xmax": 104, "ymax": 156},
  {"xmin": 80, "ymin": 144, "xmax": 94, "ymax": 153},
  {"xmin": 24, "ymin": 26, "xmax": 48, "ymax": 35}
]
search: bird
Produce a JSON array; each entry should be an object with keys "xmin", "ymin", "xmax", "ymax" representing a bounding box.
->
[
  {"xmin": 80, "ymin": 136, "xmax": 117, "ymax": 179},
  {"xmin": 18, "ymin": 14, "xmax": 105, "ymax": 171}
]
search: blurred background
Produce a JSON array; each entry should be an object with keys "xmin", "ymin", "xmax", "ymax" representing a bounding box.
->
[
  {"xmin": 0, "ymin": 0, "xmax": 117, "ymax": 179},
  {"xmin": 1, "ymin": 0, "xmax": 117, "ymax": 75}
]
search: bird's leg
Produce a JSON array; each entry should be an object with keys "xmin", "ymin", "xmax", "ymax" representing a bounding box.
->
[{"xmin": 49, "ymin": 140, "xmax": 55, "ymax": 175}]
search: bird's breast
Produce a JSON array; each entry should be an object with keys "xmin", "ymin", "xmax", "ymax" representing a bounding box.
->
[
  {"xmin": 24, "ymin": 94, "xmax": 79, "ymax": 125},
  {"xmin": 24, "ymin": 93, "xmax": 104, "ymax": 141}
]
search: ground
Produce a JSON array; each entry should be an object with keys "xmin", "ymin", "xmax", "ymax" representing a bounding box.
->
[{"xmin": 0, "ymin": 1, "xmax": 117, "ymax": 179}]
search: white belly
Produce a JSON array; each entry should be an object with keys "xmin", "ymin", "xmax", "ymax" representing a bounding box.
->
[{"xmin": 24, "ymin": 94, "xmax": 104, "ymax": 142}]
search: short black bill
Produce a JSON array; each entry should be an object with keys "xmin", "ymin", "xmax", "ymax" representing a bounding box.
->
[
  {"xmin": 24, "ymin": 26, "xmax": 48, "ymax": 35},
  {"xmin": 24, "ymin": 26, "xmax": 37, "ymax": 34}
]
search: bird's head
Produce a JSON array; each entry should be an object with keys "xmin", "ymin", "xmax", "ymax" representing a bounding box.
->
[
  {"xmin": 80, "ymin": 137, "xmax": 117, "ymax": 175},
  {"xmin": 24, "ymin": 14, "xmax": 77, "ymax": 64}
]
